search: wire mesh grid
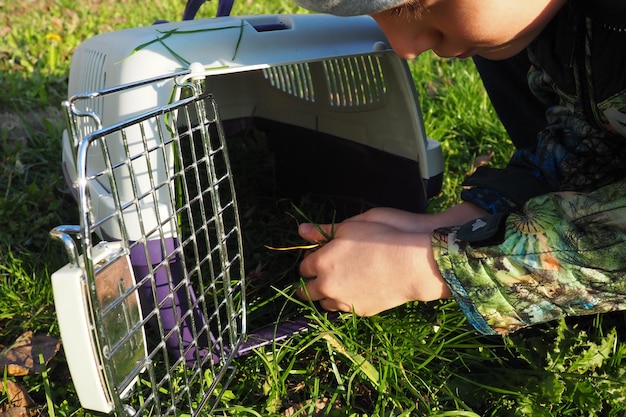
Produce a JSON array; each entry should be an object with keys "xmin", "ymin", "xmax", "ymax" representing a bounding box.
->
[{"xmin": 51, "ymin": 69, "xmax": 246, "ymax": 416}]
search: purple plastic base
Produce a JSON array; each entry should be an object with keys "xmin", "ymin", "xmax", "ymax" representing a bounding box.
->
[{"xmin": 129, "ymin": 238, "xmax": 219, "ymax": 367}]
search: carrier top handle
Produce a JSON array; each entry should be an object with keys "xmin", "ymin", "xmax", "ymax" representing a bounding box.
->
[{"xmin": 183, "ymin": 0, "xmax": 234, "ymax": 20}]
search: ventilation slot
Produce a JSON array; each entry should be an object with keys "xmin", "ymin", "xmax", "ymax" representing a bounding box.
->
[
  {"xmin": 323, "ymin": 55, "xmax": 386, "ymax": 107},
  {"xmin": 74, "ymin": 48, "xmax": 107, "ymax": 139},
  {"xmin": 262, "ymin": 63, "xmax": 315, "ymax": 102}
]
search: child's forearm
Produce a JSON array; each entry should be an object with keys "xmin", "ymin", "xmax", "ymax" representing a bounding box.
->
[
  {"xmin": 435, "ymin": 202, "xmax": 490, "ymax": 229},
  {"xmin": 350, "ymin": 202, "xmax": 489, "ymax": 234}
]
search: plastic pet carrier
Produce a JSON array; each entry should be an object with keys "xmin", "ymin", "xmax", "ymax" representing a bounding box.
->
[{"xmin": 49, "ymin": 4, "xmax": 443, "ymax": 416}]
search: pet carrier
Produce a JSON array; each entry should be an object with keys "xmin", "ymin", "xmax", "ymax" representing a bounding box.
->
[{"xmin": 50, "ymin": 9, "xmax": 444, "ymax": 417}]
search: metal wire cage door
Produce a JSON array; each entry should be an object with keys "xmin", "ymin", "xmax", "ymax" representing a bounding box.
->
[{"xmin": 50, "ymin": 69, "xmax": 246, "ymax": 416}]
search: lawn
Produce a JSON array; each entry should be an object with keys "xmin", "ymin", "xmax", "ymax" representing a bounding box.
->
[{"xmin": 2, "ymin": 0, "xmax": 626, "ymax": 416}]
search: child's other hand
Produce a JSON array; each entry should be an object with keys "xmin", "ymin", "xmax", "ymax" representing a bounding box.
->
[
  {"xmin": 296, "ymin": 219, "xmax": 451, "ymax": 316},
  {"xmin": 350, "ymin": 203, "xmax": 489, "ymax": 233}
]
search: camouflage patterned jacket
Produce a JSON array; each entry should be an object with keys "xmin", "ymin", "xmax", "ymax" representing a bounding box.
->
[{"xmin": 432, "ymin": 0, "xmax": 626, "ymax": 334}]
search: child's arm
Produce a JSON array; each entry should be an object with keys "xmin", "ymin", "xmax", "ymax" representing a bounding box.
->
[
  {"xmin": 297, "ymin": 183, "xmax": 626, "ymax": 335},
  {"xmin": 295, "ymin": 202, "xmax": 485, "ymax": 316},
  {"xmin": 348, "ymin": 202, "xmax": 489, "ymax": 233},
  {"xmin": 433, "ymin": 181, "xmax": 626, "ymax": 334}
]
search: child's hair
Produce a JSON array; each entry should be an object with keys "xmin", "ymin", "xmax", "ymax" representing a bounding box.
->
[
  {"xmin": 294, "ymin": 0, "xmax": 410, "ymax": 16},
  {"xmin": 387, "ymin": 0, "xmax": 425, "ymax": 19}
]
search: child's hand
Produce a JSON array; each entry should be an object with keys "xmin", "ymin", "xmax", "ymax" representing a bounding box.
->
[{"xmin": 296, "ymin": 219, "xmax": 451, "ymax": 316}]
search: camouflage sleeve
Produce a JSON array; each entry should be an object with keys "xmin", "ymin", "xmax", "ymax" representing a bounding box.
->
[{"xmin": 431, "ymin": 179, "xmax": 626, "ymax": 335}]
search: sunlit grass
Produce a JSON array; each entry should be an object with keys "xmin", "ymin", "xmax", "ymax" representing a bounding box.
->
[{"xmin": 2, "ymin": 0, "xmax": 626, "ymax": 416}]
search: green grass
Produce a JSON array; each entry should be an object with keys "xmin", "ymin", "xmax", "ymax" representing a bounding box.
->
[{"xmin": 2, "ymin": 0, "xmax": 626, "ymax": 416}]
